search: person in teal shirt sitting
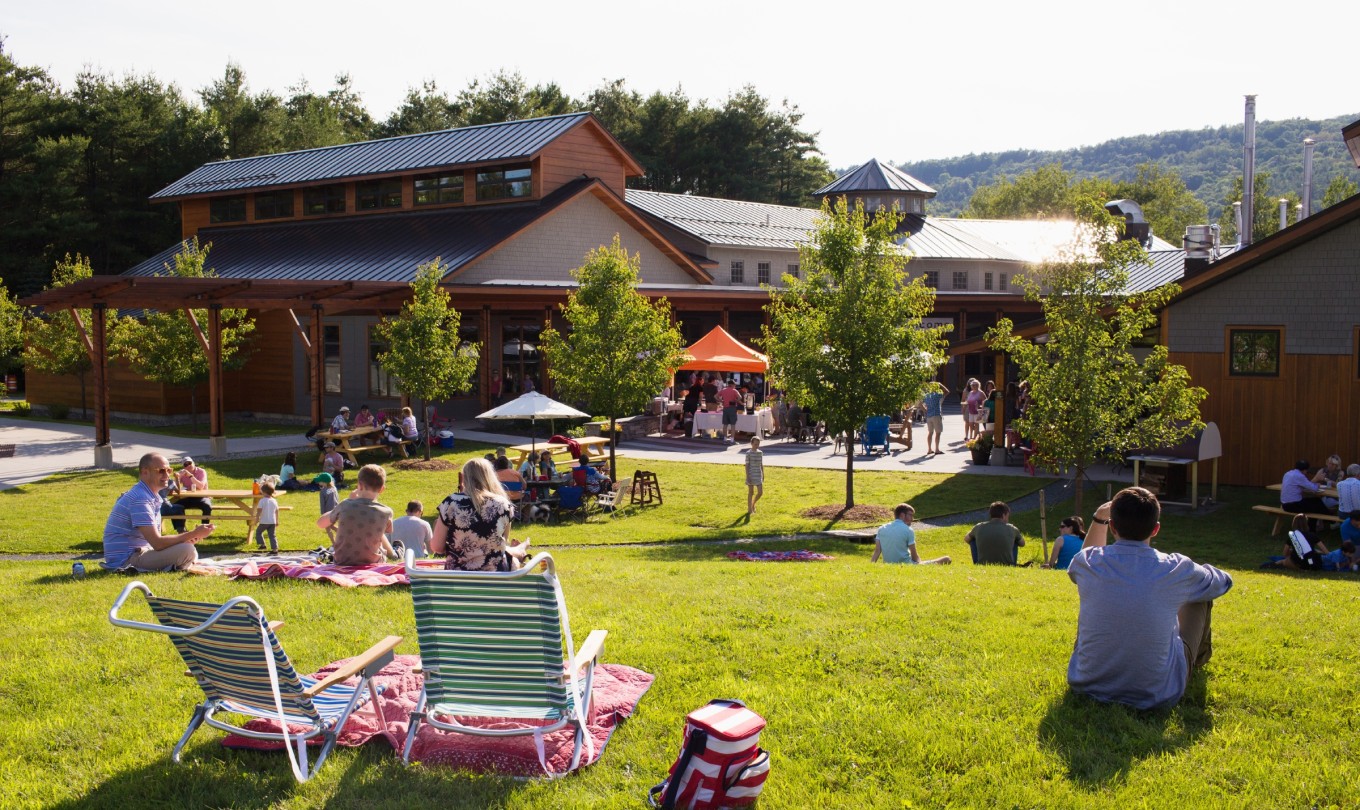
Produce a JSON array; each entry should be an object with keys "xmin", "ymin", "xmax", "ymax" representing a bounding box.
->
[
  {"xmin": 871, "ymin": 503, "xmax": 951, "ymax": 565},
  {"xmin": 1043, "ymin": 516, "xmax": 1086, "ymax": 570}
]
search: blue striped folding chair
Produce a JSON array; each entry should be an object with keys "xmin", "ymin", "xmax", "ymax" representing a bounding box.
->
[
  {"xmin": 108, "ymin": 581, "xmax": 402, "ymax": 783},
  {"xmin": 402, "ymin": 549, "xmax": 607, "ymax": 776}
]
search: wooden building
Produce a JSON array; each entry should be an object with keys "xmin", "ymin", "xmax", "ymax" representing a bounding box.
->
[{"xmin": 24, "ymin": 114, "xmax": 1188, "ymax": 430}]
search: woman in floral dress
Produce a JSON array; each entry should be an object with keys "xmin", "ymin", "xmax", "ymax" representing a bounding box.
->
[{"xmin": 431, "ymin": 458, "xmax": 530, "ymax": 571}]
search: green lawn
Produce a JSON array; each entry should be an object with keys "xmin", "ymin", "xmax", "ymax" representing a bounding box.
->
[
  {"xmin": 3, "ymin": 457, "xmax": 1356, "ymax": 807},
  {"xmin": 0, "ymin": 443, "xmax": 1050, "ymax": 554}
]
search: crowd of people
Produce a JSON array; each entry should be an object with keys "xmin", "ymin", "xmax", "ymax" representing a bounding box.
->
[{"xmin": 1275, "ymin": 456, "xmax": 1360, "ymax": 570}]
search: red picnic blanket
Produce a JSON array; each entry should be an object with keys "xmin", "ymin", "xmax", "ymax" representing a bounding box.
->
[
  {"xmin": 726, "ymin": 549, "xmax": 835, "ymax": 562},
  {"xmin": 222, "ymin": 654, "xmax": 654, "ymax": 776},
  {"xmin": 186, "ymin": 557, "xmax": 447, "ymax": 587}
]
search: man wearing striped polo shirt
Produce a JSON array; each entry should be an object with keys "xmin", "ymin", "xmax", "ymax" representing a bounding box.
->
[{"xmin": 103, "ymin": 452, "xmax": 215, "ymax": 571}]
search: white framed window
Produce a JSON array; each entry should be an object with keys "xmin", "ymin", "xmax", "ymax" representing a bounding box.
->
[
  {"xmin": 999, "ymin": 273, "xmax": 1009, "ymax": 290},
  {"xmin": 757, "ymin": 262, "xmax": 770, "ymax": 284},
  {"xmin": 787, "ymin": 263, "xmax": 799, "ymax": 280},
  {"xmin": 984, "ymin": 272, "xmax": 993, "ymax": 291},
  {"xmin": 952, "ymin": 271, "xmax": 968, "ymax": 290},
  {"xmin": 731, "ymin": 261, "xmax": 744, "ymax": 284},
  {"xmin": 924, "ymin": 271, "xmax": 939, "ymax": 288}
]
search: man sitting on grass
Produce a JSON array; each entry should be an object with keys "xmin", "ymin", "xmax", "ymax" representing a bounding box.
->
[
  {"xmin": 871, "ymin": 503, "xmax": 951, "ymax": 565},
  {"xmin": 102, "ymin": 452, "xmax": 215, "ymax": 571},
  {"xmin": 966, "ymin": 501, "xmax": 1026, "ymax": 564},
  {"xmin": 316, "ymin": 463, "xmax": 395, "ymax": 566},
  {"xmin": 1067, "ymin": 486, "xmax": 1233, "ymax": 710}
]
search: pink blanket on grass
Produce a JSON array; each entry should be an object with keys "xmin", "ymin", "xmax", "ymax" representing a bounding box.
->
[
  {"xmin": 186, "ymin": 557, "xmax": 449, "ymax": 587},
  {"xmin": 727, "ymin": 549, "xmax": 834, "ymax": 562},
  {"xmin": 221, "ymin": 654, "xmax": 653, "ymax": 776}
]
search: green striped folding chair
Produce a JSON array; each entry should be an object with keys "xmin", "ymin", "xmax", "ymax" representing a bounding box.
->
[
  {"xmin": 108, "ymin": 581, "xmax": 402, "ymax": 783},
  {"xmin": 403, "ymin": 549, "xmax": 607, "ymax": 776}
]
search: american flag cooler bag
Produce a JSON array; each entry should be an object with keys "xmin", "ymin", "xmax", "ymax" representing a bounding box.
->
[{"xmin": 649, "ymin": 699, "xmax": 770, "ymax": 809}]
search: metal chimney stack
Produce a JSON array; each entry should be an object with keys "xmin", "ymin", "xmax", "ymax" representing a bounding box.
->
[
  {"xmin": 1233, "ymin": 202, "xmax": 1243, "ymax": 247},
  {"xmin": 1279, "ymin": 198, "xmax": 1289, "ymax": 230},
  {"xmin": 1301, "ymin": 137, "xmax": 1316, "ymax": 218},
  {"xmin": 1242, "ymin": 95, "xmax": 1257, "ymax": 246}
]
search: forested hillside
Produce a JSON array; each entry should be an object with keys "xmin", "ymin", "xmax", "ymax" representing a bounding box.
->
[{"xmin": 896, "ymin": 114, "xmax": 1360, "ymax": 219}]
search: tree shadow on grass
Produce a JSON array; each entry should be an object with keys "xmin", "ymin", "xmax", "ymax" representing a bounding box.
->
[
  {"xmin": 629, "ymin": 536, "xmax": 859, "ymax": 563},
  {"xmin": 1038, "ymin": 671, "xmax": 1213, "ymax": 788}
]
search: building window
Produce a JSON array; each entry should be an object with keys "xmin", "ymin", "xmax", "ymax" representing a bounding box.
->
[
  {"xmin": 356, "ymin": 178, "xmax": 402, "ymax": 210},
  {"xmin": 757, "ymin": 262, "xmax": 770, "ymax": 285},
  {"xmin": 1228, "ymin": 328, "xmax": 1281, "ymax": 376},
  {"xmin": 984, "ymin": 272, "xmax": 993, "ymax": 291},
  {"xmin": 323, "ymin": 325, "xmax": 342, "ymax": 394},
  {"xmin": 924, "ymin": 271, "xmax": 939, "ymax": 288},
  {"xmin": 254, "ymin": 190, "xmax": 294, "ymax": 220},
  {"xmin": 368, "ymin": 329, "xmax": 401, "ymax": 398},
  {"xmin": 209, "ymin": 196, "xmax": 246, "ymax": 223},
  {"xmin": 476, "ymin": 165, "xmax": 532, "ymax": 201},
  {"xmin": 414, "ymin": 172, "xmax": 465, "ymax": 205},
  {"xmin": 1000, "ymin": 273, "xmax": 1010, "ymax": 291},
  {"xmin": 952, "ymin": 271, "xmax": 968, "ymax": 290},
  {"xmin": 787, "ymin": 263, "xmax": 799, "ymax": 280},
  {"xmin": 731, "ymin": 261, "xmax": 744, "ymax": 284},
  {"xmin": 304, "ymin": 184, "xmax": 346, "ymax": 216}
]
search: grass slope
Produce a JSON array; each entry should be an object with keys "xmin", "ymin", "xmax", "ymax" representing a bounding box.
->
[{"xmin": 1, "ymin": 481, "xmax": 1356, "ymax": 807}]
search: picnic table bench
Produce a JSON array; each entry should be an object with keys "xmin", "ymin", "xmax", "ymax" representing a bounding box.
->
[
  {"xmin": 511, "ymin": 436, "xmax": 611, "ymax": 466},
  {"xmin": 1257, "ymin": 484, "xmax": 1342, "ymax": 534},
  {"xmin": 315, "ymin": 426, "xmax": 391, "ymax": 466},
  {"xmin": 166, "ymin": 489, "xmax": 292, "ymax": 538}
]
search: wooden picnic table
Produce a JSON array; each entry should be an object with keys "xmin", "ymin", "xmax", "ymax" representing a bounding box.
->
[
  {"xmin": 167, "ymin": 489, "xmax": 291, "ymax": 538},
  {"xmin": 316, "ymin": 425, "xmax": 386, "ymax": 466},
  {"xmin": 1265, "ymin": 483, "xmax": 1340, "ymax": 499},
  {"xmin": 510, "ymin": 437, "xmax": 611, "ymax": 466}
]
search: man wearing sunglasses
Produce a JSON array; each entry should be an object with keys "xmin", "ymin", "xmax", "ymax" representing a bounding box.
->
[{"xmin": 102, "ymin": 452, "xmax": 215, "ymax": 571}]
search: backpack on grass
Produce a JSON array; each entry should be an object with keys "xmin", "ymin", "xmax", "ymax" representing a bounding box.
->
[{"xmin": 648, "ymin": 699, "xmax": 769, "ymax": 809}]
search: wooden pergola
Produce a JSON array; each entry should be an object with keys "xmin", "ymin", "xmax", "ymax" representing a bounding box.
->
[{"xmin": 20, "ymin": 277, "xmax": 414, "ymax": 466}]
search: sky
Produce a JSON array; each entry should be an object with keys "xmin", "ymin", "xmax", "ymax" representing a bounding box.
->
[{"xmin": 5, "ymin": 0, "xmax": 1355, "ymax": 169}]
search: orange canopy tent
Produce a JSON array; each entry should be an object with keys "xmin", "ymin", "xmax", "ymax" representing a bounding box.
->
[{"xmin": 677, "ymin": 326, "xmax": 768, "ymax": 372}]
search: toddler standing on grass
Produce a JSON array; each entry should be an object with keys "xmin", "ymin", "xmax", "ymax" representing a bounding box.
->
[
  {"xmin": 745, "ymin": 436, "xmax": 764, "ymax": 516},
  {"xmin": 254, "ymin": 482, "xmax": 279, "ymax": 553},
  {"xmin": 315, "ymin": 472, "xmax": 339, "ymax": 543}
]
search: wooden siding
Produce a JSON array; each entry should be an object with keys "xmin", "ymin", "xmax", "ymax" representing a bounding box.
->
[
  {"xmin": 1170, "ymin": 350, "xmax": 1360, "ymax": 486},
  {"xmin": 27, "ymin": 309, "xmax": 298, "ymax": 419},
  {"xmin": 181, "ymin": 199, "xmax": 211, "ymax": 240},
  {"xmin": 538, "ymin": 126, "xmax": 628, "ymax": 197}
]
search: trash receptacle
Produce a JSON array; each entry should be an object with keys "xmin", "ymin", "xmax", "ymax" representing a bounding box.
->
[{"xmin": 438, "ymin": 430, "xmax": 455, "ymax": 449}]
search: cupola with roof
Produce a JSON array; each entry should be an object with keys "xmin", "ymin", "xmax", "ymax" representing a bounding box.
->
[{"xmin": 812, "ymin": 158, "xmax": 937, "ymax": 215}]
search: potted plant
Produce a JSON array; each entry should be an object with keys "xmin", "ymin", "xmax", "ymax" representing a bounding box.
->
[{"xmin": 966, "ymin": 432, "xmax": 994, "ymax": 465}]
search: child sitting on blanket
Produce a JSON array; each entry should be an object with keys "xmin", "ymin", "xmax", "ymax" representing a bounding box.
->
[{"xmin": 316, "ymin": 464, "xmax": 396, "ymax": 566}]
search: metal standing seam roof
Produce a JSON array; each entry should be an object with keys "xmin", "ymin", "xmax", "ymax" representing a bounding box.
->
[
  {"xmin": 625, "ymin": 189, "xmax": 822, "ymax": 249},
  {"xmin": 814, "ymin": 158, "xmax": 937, "ymax": 196},
  {"xmin": 126, "ymin": 179, "xmax": 596, "ymax": 283},
  {"xmin": 150, "ymin": 113, "xmax": 593, "ymax": 200}
]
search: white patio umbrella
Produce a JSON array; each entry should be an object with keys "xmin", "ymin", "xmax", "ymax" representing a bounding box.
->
[{"xmin": 476, "ymin": 391, "xmax": 589, "ymax": 452}]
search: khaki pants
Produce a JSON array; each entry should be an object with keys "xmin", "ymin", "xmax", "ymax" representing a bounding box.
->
[
  {"xmin": 1178, "ymin": 600, "xmax": 1215, "ymax": 671},
  {"xmin": 128, "ymin": 543, "xmax": 198, "ymax": 572}
]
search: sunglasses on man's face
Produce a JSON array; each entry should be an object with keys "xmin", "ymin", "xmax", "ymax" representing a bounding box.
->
[{"xmin": 154, "ymin": 467, "xmax": 173, "ymax": 475}]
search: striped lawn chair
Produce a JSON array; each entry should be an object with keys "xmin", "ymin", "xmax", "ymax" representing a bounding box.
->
[
  {"xmin": 108, "ymin": 581, "xmax": 402, "ymax": 783},
  {"xmin": 402, "ymin": 549, "xmax": 607, "ymax": 776}
]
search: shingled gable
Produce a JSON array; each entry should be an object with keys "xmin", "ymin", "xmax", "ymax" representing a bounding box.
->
[
  {"xmin": 445, "ymin": 178, "xmax": 711, "ymax": 284},
  {"xmin": 150, "ymin": 112, "xmax": 644, "ymax": 201}
]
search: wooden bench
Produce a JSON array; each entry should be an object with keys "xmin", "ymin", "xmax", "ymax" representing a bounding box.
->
[{"xmin": 1251, "ymin": 505, "xmax": 1343, "ymax": 535}]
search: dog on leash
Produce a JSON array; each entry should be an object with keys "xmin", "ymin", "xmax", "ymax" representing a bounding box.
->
[{"xmin": 521, "ymin": 503, "xmax": 553, "ymax": 524}]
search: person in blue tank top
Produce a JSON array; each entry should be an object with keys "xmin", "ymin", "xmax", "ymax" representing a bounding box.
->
[{"xmin": 1043, "ymin": 516, "xmax": 1086, "ymax": 570}]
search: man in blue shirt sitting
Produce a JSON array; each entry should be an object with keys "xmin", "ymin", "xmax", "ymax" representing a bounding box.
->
[
  {"xmin": 871, "ymin": 503, "xmax": 951, "ymax": 565},
  {"xmin": 103, "ymin": 452, "xmax": 215, "ymax": 571},
  {"xmin": 1067, "ymin": 487, "xmax": 1232, "ymax": 709}
]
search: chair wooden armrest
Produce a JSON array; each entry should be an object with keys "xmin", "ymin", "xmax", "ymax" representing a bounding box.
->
[
  {"xmin": 565, "ymin": 629, "xmax": 607, "ymax": 678},
  {"xmin": 303, "ymin": 635, "xmax": 403, "ymax": 697}
]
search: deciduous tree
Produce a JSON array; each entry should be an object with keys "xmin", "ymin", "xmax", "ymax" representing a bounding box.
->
[
  {"xmin": 1218, "ymin": 171, "xmax": 1299, "ymax": 244},
  {"xmin": 1322, "ymin": 175, "xmax": 1359, "ymax": 209},
  {"xmin": 109, "ymin": 240, "xmax": 255, "ymax": 428},
  {"xmin": 762, "ymin": 198, "xmax": 948, "ymax": 508},
  {"xmin": 21, "ymin": 254, "xmax": 94, "ymax": 416},
  {"xmin": 0, "ymin": 279, "xmax": 20, "ymax": 373},
  {"xmin": 541, "ymin": 236, "xmax": 686, "ymax": 480},
  {"xmin": 375, "ymin": 259, "xmax": 480, "ymax": 461},
  {"xmin": 987, "ymin": 200, "xmax": 1206, "ymax": 513}
]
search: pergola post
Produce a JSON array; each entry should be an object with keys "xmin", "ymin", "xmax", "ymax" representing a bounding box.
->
[
  {"xmin": 206, "ymin": 305, "xmax": 225, "ymax": 456},
  {"xmin": 479, "ymin": 306, "xmax": 491, "ymax": 410},
  {"xmin": 310, "ymin": 305, "xmax": 325, "ymax": 426},
  {"xmin": 90, "ymin": 304, "xmax": 114, "ymax": 468}
]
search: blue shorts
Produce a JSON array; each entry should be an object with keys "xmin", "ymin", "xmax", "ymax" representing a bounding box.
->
[{"xmin": 722, "ymin": 405, "xmax": 739, "ymax": 425}]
